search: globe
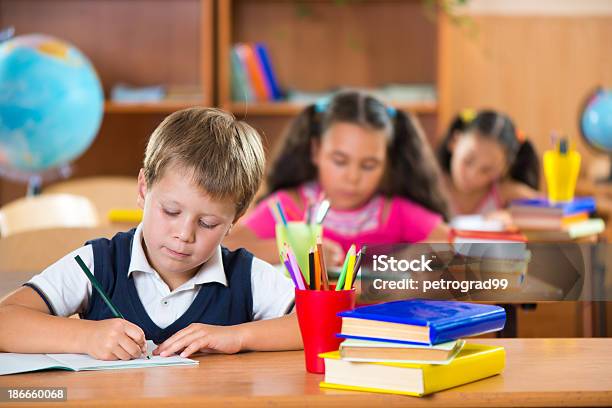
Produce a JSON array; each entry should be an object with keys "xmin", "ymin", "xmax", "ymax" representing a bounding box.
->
[
  {"xmin": 0, "ymin": 34, "xmax": 103, "ymax": 183},
  {"xmin": 580, "ymin": 87, "xmax": 612, "ymax": 182},
  {"xmin": 581, "ymin": 88, "xmax": 612, "ymax": 151}
]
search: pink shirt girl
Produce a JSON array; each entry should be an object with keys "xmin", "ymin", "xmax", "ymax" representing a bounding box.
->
[{"xmin": 243, "ymin": 182, "xmax": 443, "ymax": 252}]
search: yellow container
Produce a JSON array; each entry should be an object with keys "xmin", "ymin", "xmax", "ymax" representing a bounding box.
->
[
  {"xmin": 275, "ymin": 222, "xmax": 322, "ymax": 284},
  {"xmin": 543, "ymin": 148, "xmax": 581, "ymax": 203}
]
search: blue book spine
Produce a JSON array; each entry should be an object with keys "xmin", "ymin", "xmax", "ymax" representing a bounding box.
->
[
  {"xmin": 511, "ymin": 196, "xmax": 595, "ymax": 215},
  {"xmin": 254, "ymin": 43, "xmax": 282, "ymax": 101},
  {"xmin": 429, "ymin": 310, "xmax": 506, "ymax": 344}
]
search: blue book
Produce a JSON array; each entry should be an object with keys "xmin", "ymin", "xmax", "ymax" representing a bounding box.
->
[
  {"xmin": 254, "ymin": 43, "xmax": 282, "ymax": 101},
  {"xmin": 338, "ymin": 300, "xmax": 506, "ymax": 346},
  {"xmin": 510, "ymin": 196, "xmax": 595, "ymax": 216}
]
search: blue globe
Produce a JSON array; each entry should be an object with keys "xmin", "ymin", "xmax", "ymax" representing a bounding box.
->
[
  {"xmin": 581, "ymin": 88, "xmax": 612, "ymax": 152},
  {"xmin": 0, "ymin": 34, "xmax": 103, "ymax": 178}
]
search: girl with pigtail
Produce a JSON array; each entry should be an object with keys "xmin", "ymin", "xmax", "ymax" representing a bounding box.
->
[
  {"xmin": 437, "ymin": 109, "xmax": 541, "ymax": 217},
  {"xmin": 229, "ymin": 90, "xmax": 450, "ymax": 266}
]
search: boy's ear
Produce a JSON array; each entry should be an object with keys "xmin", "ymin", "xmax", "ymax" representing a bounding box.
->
[
  {"xmin": 137, "ymin": 169, "xmax": 147, "ymax": 209},
  {"xmin": 310, "ymin": 138, "xmax": 321, "ymax": 167}
]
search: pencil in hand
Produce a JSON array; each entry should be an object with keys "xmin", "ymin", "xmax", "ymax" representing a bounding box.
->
[{"xmin": 74, "ymin": 255, "xmax": 150, "ymax": 359}]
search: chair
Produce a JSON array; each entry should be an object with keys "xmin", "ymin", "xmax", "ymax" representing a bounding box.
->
[
  {"xmin": 0, "ymin": 194, "xmax": 99, "ymax": 238},
  {"xmin": 42, "ymin": 176, "xmax": 138, "ymax": 225}
]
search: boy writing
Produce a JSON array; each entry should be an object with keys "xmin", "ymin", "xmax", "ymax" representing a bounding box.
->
[{"xmin": 0, "ymin": 107, "xmax": 302, "ymax": 360}]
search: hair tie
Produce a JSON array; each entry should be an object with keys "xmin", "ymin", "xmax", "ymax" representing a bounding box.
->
[
  {"xmin": 314, "ymin": 97, "xmax": 331, "ymax": 114},
  {"xmin": 460, "ymin": 108, "xmax": 476, "ymax": 124},
  {"xmin": 516, "ymin": 129, "xmax": 526, "ymax": 143}
]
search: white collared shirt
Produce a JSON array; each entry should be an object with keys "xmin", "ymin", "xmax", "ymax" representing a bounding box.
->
[{"xmin": 28, "ymin": 224, "xmax": 294, "ymax": 328}]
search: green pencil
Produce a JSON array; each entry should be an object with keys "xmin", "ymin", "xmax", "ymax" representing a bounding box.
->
[
  {"xmin": 75, "ymin": 255, "xmax": 124, "ymax": 318},
  {"xmin": 74, "ymin": 255, "xmax": 150, "ymax": 359},
  {"xmin": 335, "ymin": 245, "xmax": 354, "ymax": 291}
]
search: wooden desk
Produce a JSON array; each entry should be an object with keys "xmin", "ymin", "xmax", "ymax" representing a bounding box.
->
[{"xmin": 1, "ymin": 339, "xmax": 611, "ymax": 407}]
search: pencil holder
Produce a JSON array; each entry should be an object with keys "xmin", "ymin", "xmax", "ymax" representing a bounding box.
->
[
  {"xmin": 295, "ymin": 287, "xmax": 356, "ymax": 374},
  {"xmin": 276, "ymin": 222, "xmax": 322, "ymax": 284},
  {"xmin": 543, "ymin": 148, "xmax": 581, "ymax": 203}
]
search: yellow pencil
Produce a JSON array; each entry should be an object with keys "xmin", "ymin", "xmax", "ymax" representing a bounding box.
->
[{"xmin": 343, "ymin": 246, "xmax": 357, "ymax": 290}]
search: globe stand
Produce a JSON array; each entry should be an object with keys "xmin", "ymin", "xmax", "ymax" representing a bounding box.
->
[
  {"xmin": 598, "ymin": 155, "xmax": 612, "ymax": 184},
  {"xmin": 27, "ymin": 175, "xmax": 42, "ymax": 196}
]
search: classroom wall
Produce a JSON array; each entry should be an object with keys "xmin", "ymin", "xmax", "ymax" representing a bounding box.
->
[{"xmin": 438, "ymin": 0, "xmax": 612, "ymax": 180}]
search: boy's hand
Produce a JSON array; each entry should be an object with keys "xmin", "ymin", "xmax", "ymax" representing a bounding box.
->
[
  {"xmin": 153, "ymin": 323, "xmax": 242, "ymax": 357},
  {"xmin": 85, "ymin": 319, "xmax": 147, "ymax": 361},
  {"xmin": 323, "ymin": 238, "xmax": 345, "ymax": 267}
]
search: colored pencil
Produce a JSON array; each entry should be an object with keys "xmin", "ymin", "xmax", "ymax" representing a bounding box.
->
[
  {"xmin": 335, "ymin": 245, "xmax": 354, "ymax": 291},
  {"xmin": 314, "ymin": 247, "xmax": 321, "ymax": 290},
  {"xmin": 267, "ymin": 200, "xmax": 281, "ymax": 224},
  {"xmin": 275, "ymin": 199, "xmax": 288, "ymax": 226},
  {"xmin": 308, "ymin": 248, "xmax": 316, "ymax": 290},
  {"xmin": 351, "ymin": 245, "xmax": 367, "ymax": 287},
  {"xmin": 343, "ymin": 247, "xmax": 357, "ymax": 290},
  {"xmin": 315, "ymin": 199, "xmax": 331, "ymax": 224},
  {"xmin": 316, "ymin": 236, "xmax": 329, "ymax": 290}
]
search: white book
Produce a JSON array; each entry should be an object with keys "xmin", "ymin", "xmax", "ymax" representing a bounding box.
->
[
  {"xmin": 339, "ymin": 339, "xmax": 465, "ymax": 365},
  {"xmin": 0, "ymin": 341, "xmax": 197, "ymax": 376}
]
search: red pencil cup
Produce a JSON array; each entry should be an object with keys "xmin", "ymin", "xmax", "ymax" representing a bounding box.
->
[{"xmin": 295, "ymin": 287, "xmax": 356, "ymax": 374}]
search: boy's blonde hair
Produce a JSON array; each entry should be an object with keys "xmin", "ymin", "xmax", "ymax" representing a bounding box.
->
[{"xmin": 143, "ymin": 107, "xmax": 265, "ymax": 219}]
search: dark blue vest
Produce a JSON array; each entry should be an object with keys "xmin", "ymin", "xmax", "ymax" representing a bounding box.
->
[{"xmin": 82, "ymin": 229, "xmax": 254, "ymax": 344}]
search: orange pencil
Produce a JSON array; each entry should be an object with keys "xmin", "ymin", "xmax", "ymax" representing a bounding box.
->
[{"xmin": 316, "ymin": 236, "xmax": 329, "ymax": 290}]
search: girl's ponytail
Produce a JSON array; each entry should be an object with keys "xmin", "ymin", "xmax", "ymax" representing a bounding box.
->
[
  {"xmin": 386, "ymin": 110, "xmax": 450, "ymax": 220},
  {"xmin": 266, "ymin": 104, "xmax": 320, "ymax": 195},
  {"xmin": 509, "ymin": 139, "xmax": 540, "ymax": 189}
]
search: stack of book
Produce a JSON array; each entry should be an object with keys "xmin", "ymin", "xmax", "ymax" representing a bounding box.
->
[
  {"xmin": 319, "ymin": 299, "xmax": 506, "ymax": 397},
  {"xmin": 448, "ymin": 228, "xmax": 530, "ymax": 286},
  {"xmin": 231, "ymin": 43, "xmax": 282, "ymax": 103},
  {"xmin": 509, "ymin": 197, "xmax": 604, "ymax": 241}
]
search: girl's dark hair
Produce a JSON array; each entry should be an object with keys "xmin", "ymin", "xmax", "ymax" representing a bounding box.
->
[
  {"xmin": 437, "ymin": 110, "xmax": 540, "ymax": 189},
  {"xmin": 266, "ymin": 90, "xmax": 450, "ymax": 219}
]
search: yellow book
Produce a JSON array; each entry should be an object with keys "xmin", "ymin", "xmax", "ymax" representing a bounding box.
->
[{"xmin": 319, "ymin": 343, "xmax": 505, "ymax": 397}]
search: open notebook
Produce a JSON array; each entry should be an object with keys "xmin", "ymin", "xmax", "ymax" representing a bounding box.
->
[{"xmin": 0, "ymin": 341, "xmax": 198, "ymax": 375}]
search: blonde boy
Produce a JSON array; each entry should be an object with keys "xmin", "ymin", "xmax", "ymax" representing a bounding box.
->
[{"xmin": 0, "ymin": 108, "xmax": 301, "ymax": 360}]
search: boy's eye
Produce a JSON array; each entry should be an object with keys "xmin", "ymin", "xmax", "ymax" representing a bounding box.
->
[
  {"xmin": 199, "ymin": 220, "xmax": 218, "ymax": 229},
  {"xmin": 163, "ymin": 208, "xmax": 179, "ymax": 216},
  {"xmin": 332, "ymin": 158, "xmax": 347, "ymax": 166}
]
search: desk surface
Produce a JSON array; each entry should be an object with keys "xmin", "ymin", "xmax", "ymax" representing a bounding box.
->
[{"xmin": 1, "ymin": 338, "xmax": 611, "ymax": 407}]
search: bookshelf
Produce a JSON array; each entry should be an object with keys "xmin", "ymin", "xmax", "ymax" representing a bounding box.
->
[
  {"xmin": 0, "ymin": 0, "xmax": 214, "ymax": 109},
  {"xmin": 0, "ymin": 0, "xmax": 214, "ymax": 203},
  {"xmin": 217, "ymin": 0, "xmax": 443, "ymax": 143}
]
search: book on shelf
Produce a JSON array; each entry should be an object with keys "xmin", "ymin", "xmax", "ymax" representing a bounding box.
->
[
  {"xmin": 253, "ymin": 43, "xmax": 282, "ymax": 101},
  {"xmin": 337, "ymin": 299, "xmax": 506, "ymax": 346},
  {"xmin": 231, "ymin": 43, "xmax": 282, "ymax": 103},
  {"xmin": 232, "ymin": 44, "xmax": 255, "ymax": 102},
  {"xmin": 320, "ymin": 343, "xmax": 505, "ymax": 397},
  {"xmin": 339, "ymin": 338, "xmax": 465, "ymax": 364}
]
